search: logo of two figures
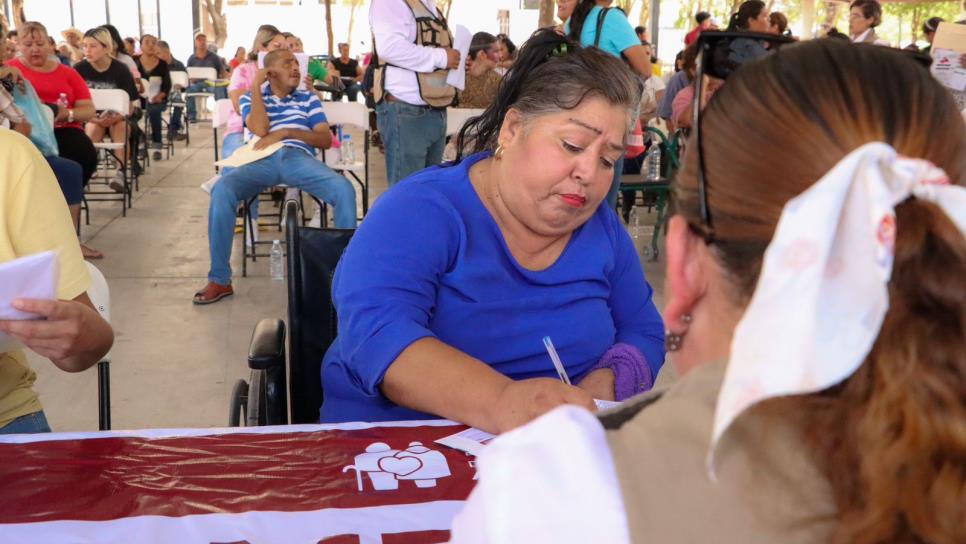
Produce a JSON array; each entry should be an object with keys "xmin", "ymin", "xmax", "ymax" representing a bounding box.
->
[{"xmin": 342, "ymin": 441, "xmax": 452, "ymax": 492}]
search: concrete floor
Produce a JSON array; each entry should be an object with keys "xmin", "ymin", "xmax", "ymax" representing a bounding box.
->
[{"xmin": 30, "ymin": 122, "xmax": 670, "ymax": 432}]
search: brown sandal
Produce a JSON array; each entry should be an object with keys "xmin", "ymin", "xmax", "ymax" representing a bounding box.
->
[{"xmin": 192, "ymin": 282, "xmax": 234, "ymax": 305}]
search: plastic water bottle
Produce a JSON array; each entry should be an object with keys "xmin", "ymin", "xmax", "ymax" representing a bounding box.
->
[
  {"xmin": 628, "ymin": 208, "xmax": 641, "ymax": 241},
  {"xmin": 270, "ymin": 240, "xmax": 284, "ymax": 281},
  {"xmin": 645, "ymin": 143, "xmax": 661, "ymax": 181},
  {"xmin": 342, "ymin": 133, "xmax": 354, "ymax": 165}
]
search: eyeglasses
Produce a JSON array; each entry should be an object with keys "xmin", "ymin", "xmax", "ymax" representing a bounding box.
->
[
  {"xmin": 692, "ymin": 31, "xmax": 792, "ymax": 242},
  {"xmin": 691, "ymin": 34, "xmax": 932, "ymax": 243}
]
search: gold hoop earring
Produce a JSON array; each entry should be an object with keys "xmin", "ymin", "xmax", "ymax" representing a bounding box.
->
[{"xmin": 494, "ymin": 145, "xmax": 505, "ymax": 160}]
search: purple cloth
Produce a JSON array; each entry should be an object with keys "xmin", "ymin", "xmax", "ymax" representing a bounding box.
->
[{"xmin": 589, "ymin": 343, "xmax": 654, "ymax": 401}]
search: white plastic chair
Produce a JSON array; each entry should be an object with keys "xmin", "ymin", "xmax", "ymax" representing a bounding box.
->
[
  {"xmin": 186, "ymin": 66, "xmax": 218, "ymax": 120},
  {"xmin": 84, "ymin": 262, "xmax": 112, "ymax": 431},
  {"xmin": 87, "ymin": 88, "xmax": 132, "ymax": 213},
  {"xmin": 211, "ymin": 98, "xmax": 235, "ymax": 172},
  {"xmin": 320, "ymin": 101, "xmax": 370, "ymax": 216},
  {"xmin": 168, "ymin": 71, "xmax": 191, "ymax": 144},
  {"xmin": 446, "ymin": 108, "xmax": 485, "ymax": 137}
]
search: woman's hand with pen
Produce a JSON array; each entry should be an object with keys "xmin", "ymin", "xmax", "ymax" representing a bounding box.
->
[{"xmin": 490, "ymin": 378, "xmax": 595, "ymax": 433}]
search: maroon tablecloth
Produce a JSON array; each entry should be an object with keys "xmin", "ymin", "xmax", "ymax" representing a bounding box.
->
[{"xmin": 0, "ymin": 421, "xmax": 476, "ymax": 543}]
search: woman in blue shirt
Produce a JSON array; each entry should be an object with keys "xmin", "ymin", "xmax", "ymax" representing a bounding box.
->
[{"xmin": 321, "ymin": 30, "xmax": 664, "ymax": 433}]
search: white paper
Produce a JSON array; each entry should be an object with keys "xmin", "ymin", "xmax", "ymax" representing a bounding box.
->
[
  {"xmin": 214, "ymin": 135, "xmax": 285, "ymax": 168},
  {"xmin": 435, "ymin": 427, "xmax": 496, "ymax": 457},
  {"xmin": 931, "ymin": 48, "xmax": 966, "ymax": 91},
  {"xmin": 594, "ymin": 399, "xmax": 621, "ymax": 410},
  {"xmin": 446, "ymin": 25, "xmax": 472, "ymax": 91},
  {"xmin": 435, "ymin": 400, "xmax": 620, "ymax": 456},
  {"xmin": 257, "ymin": 52, "xmax": 311, "ymax": 91},
  {"xmin": 146, "ymin": 76, "xmax": 162, "ymax": 100},
  {"xmin": 0, "ymin": 251, "xmax": 59, "ymax": 352}
]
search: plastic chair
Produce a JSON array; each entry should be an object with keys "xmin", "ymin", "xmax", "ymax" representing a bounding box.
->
[
  {"xmin": 87, "ymin": 88, "xmax": 132, "ymax": 214},
  {"xmin": 618, "ymin": 127, "xmax": 682, "ymax": 261},
  {"xmin": 320, "ymin": 101, "xmax": 370, "ymax": 217},
  {"xmin": 84, "ymin": 262, "xmax": 112, "ymax": 431},
  {"xmin": 185, "ymin": 67, "xmax": 218, "ymax": 121},
  {"xmin": 211, "ymin": 98, "xmax": 234, "ymax": 172},
  {"xmin": 169, "ymin": 70, "xmax": 190, "ymax": 144},
  {"xmin": 230, "ymin": 200, "xmax": 353, "ymax": 426},
  {"xmin": 446, "ymin": 107, "xmax": 485, "ymax": 137}
]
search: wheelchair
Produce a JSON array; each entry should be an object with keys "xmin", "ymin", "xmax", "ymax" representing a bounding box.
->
[{"xmin": 229, "ymin": 199, "xmax": 354, "ymax": 426}]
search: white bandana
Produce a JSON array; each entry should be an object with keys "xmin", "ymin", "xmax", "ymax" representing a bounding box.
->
[{"xmin": 709, "ymin": 142, "xmax": 966, "ymax": 474}]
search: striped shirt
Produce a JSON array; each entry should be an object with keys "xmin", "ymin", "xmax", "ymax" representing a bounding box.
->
[{"xmin": 240, "ymin": 84, "xmax": 327, "ymax": 156}]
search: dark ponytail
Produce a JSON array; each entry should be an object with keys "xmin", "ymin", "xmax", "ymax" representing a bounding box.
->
[
  {"xmin": 453, "ymin": 28, "xmax": 641, "ymax": 164},
  {"xmin": 727, "ymin": 0, "xmax": 766, "ymax": 31},
  {"xmin": 565, "ymin": 0, "xmax": 597, "ymax": 42}
]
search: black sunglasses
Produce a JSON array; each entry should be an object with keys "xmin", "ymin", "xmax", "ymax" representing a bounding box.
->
[
  {"xmin": 691, "ymin": 33, "xmax": 933, "ymax": 243},
  {"xmin": 692, "ymin": 31, "xmax": 793, "ymax": 242}
]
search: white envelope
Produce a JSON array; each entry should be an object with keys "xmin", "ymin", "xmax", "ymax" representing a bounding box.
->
[{"xmin": 0, "ymin": 251, "xmax": 59, "ymax": 352}]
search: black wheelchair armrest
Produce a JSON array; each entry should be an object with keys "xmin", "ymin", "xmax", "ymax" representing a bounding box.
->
[{"xmin": 248, "ymin": 318, "xmax": 286, "ymax": 371}]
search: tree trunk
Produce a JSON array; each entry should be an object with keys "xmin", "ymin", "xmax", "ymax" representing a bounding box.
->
[
  {"xmin": 538, "ymin": 0, "xmax": 555, "ymax": 27},
  {"xmin": 202, "ymin": 0, "xmax": 228, "ymax": 48},
  {"xmin": 324, "ymin": 0, "xmax": 335, "ymax": 58},
  {"xmin": 11, "ymin": 0, "xmax": 25, "ymax": 29},
  {"xmin": 347, "ymin": 0, "xmax": 364, "ymax": 48}
]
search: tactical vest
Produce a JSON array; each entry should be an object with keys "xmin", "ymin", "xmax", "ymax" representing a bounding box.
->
[{"xmin": 374, "ymin": 0, "xmax": 456, "ymax": 108}]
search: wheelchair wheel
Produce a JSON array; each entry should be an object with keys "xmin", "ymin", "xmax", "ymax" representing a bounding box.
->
[
  {"xmin": 228, "ymin": 379, "xmax": 248, "ymax": 427},
  {"xmin": 245, "ymin": 369, "xmax": 268, "ymax": 427}
]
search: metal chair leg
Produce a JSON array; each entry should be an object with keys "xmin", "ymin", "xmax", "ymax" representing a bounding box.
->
[{"xmin": 97, "ymin": 360, "xmax": 111, "ymax": 431}]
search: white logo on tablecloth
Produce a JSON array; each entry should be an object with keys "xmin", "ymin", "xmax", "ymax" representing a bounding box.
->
[{"xmin": 342, "ymin": 441, "xmax": 451, "ymax": 492}]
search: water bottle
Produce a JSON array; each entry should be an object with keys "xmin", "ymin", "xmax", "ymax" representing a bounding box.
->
[
  {"xmin": 270, "ymin": 240, "xmax": 284, "ymax": 281},
  {"xmin": 57, "ymin": 93, "xmax": 69, "ymax": 109},
  {"xmin": 342, "ymin": 133, "xmax": 354, "ymax": 165},
  {"xmin": 645, "ymin": 143, "xmax": 661, "ymax": 181},
  {"xmin": 628, "ymin": 208, "xmax": 641, "ymax": 241}
]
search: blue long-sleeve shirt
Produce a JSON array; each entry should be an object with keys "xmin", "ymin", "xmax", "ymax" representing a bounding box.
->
[{"xmin": 320, "ymin": 152, "xmax": 665, "ymax": 423}]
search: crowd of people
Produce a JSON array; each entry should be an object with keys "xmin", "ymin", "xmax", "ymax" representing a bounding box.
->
[{"xmin": 0, "ymin": 0, "xmax": 964, "ymax": 541}]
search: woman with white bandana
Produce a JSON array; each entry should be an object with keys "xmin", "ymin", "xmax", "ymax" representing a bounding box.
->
[{"xmin": 449, "ymin": 39, "xmax": 966, "ymax": 544}]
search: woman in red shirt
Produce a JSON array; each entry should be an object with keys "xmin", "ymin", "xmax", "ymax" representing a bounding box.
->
[{"xmin": 6, "ymin": 22, "xmax": 101, "ymax": 259}]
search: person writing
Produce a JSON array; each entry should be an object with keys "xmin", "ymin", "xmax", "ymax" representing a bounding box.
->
[
  {"xmin": 321, "ymin": 30, "xmax": 664, "ymax": 432},
  {"xmin": 193, "ymin": 49, "xmax": 357, "ymax": 305},
  {"xmin": 0, "ymin": 130, "xmax": 114, "ymax": 434},
  {"xmin": 450, "ymin": 39, "xmax": 966, "ymax": 544}
]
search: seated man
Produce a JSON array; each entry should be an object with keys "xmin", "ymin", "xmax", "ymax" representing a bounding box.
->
[
  {"xmin": 185, "ymin": 33, "xmax": 228, "ymax": 123},
  {"xmin": 194, "ymin": 49, "xmax": 357, "ymax": 305}
]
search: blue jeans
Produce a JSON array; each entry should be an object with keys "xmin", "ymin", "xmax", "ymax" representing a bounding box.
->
[
  {"xmin": 45, "ymin": 155, "xmax": 84, "ymax": 204},
  {"xmin": 0, "ymin": 410, "xmax": 52, "ymax": 434},
  {"xmin": 207, "ymin": 146, "xmax": 357, "ymax": 285},
  {"xmin": 219, "ymin": 131, "xmax": 259, "ymax": 218},
  {"xmin": 146, "ymin": 101, "xmax": 167, "ymax": 144},
  {"xmin": 186, "ymin": 81, "xmax": 228, "ymax": 121},
  {"xmin": 332, "ymin": 80, "xmax": 362, "ymax": 102},
  {"xmin": 375, "ymin": 100, "xmax": 446, "ymax": 186}
]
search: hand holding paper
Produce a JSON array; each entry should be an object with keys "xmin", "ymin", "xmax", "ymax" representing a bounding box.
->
[{"xmin": 0, "ymin": 251, "xmax": 113, "ymax": 371}]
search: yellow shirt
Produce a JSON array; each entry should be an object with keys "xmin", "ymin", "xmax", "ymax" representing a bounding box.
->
[{"xmin": 0, "ymin": 130, "xmax": 90, "ymax": 428}]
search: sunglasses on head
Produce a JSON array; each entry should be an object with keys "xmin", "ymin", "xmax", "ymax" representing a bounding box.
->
[{"xmin": 691, "ymin": 32, "xmax": 930, "ymax": 243}]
